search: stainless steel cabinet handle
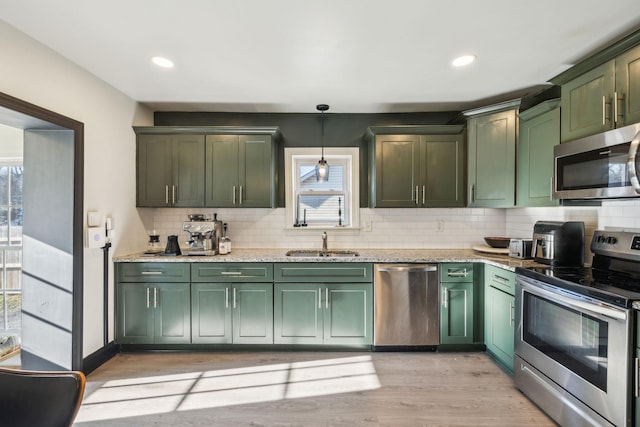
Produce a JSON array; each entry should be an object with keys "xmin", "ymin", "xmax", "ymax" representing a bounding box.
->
[
  {"xmin": 239, "ymin": 186, "xmax": 243, "ymax": 205},
  {"xmin": 318, "ymin": 288, "xmax": 322, "ymax": 309},
  {"xmin": 232, "ymin": 186, "xmax": 236, "ymax": 205},
  {"xmin": 509, "ymin": 302, "xmax": 515, "ymax": 326},
  {"xmin": 602, "ymin": 95, "xmax": 612, "ymax": 126},
  {"xmin": 325, "ymin": 287, "xmax": 329, "ymax": 309},
  {"xmin": 165, "ymin": 185, "xmax": 169, "ymax": 205},
  {"xmin": 146, "ymin": 287, "xmax": 150, "ymax": 308},
  {"xmin": 635, "ymin": 358, "xmax": 639, "ymax": 397},
  {"xmin": 233, "ymin": 287, "xmax": 237, "ymax": 309},
  {"xmin": 377, "ymin": 265, "xmax": 437, "ymax": 273},
  {"xmin": 225, "ymin": 287, "xmax": 229, "ymax": 308},
  {"xmin": 493, "ymin": 274, "xmax": 510, "ymax": 284},
  {"xmin": 614, "ymin": 91, "xmax": 619, "ymax": 123},
  {"xmin": 153, "ymin": 288, "xmax": 158, "ymax": 308},
  {"xmin": 469, "ymin": 184, "xmax": 475, "ymax": 204},
  {"xmin": 447, "ymin": 269, "xmax": 468, "ymax": 278},
  {"xmin": 172, "ymin": 185, "xmax": 176, "ymax": 204},
  {"xmin": 549, "ymin": 176, "xmax": 554, "ymax": 201},
  {"xmin": 221, "ymin": 271, "xmax": 242, "ymax": 275},
  {"xmin": 141, "ymin": 271, "xmax": 163, "ymax": 275},
  {"xmin": 442, "ymin": 288, "xmax": 448, "ymax": 309},
  {"xmin": 415, "ymin": 186, "xmax": 419, "ymax": 205},
  {"xmin": 422, "ymin": 185, "xmax": 426, "ymax": 205}
]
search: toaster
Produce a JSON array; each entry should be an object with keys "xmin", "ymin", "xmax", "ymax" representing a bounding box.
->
[{"xmin": 509, "ymin": 238, "xmax": 532, "ymax": 259}]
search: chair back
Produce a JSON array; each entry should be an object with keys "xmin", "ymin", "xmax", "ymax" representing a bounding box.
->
[{"xmin": 0, "ymin": 367, "xmax": 86, "ymax": 427}]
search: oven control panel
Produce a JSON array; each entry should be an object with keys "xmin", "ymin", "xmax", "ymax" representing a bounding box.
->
[{"xmin": 591, "ymin": 230, "xmax": 640, "ymax": 260}]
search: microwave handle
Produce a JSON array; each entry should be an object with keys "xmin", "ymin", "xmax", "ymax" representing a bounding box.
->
[{"xmin": 627, "ymin": 131, "xmax": 640, "ymax": 194}]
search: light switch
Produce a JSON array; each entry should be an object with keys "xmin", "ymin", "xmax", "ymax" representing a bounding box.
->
[{"xmin": 87, "ymin": 211, "xmax": 101, "ymax": 227}]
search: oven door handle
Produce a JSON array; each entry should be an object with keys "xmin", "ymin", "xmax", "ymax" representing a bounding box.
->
[{"xmin": 522, "ymin": 280, "xmax": 627, "ymax": 321}]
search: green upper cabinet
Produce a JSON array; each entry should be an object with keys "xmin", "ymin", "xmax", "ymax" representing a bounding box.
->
[
  {"xmin": 134, "ymin": 126, "xmax": 280, "ymax": 208},
  {"xmin": 517, "ymin": 99, "xmax": 561, "ymax": 207},
  {"xmin": 206, "ymin": 133, "xmax": 277, "ymax": 208},
  {"xmin": 556, "ymin": 43, "xmax": 640, "ymax": 142},
  {"xmin": 366, "ymin": 126, "xmax": 465, "ymax": 208},
  {"xmin": 616, "ymin": 45, "xmax": 640, "ymax": 127},
  {"xmin": 137, "ymin": 133, "xmax": 205, "ymax": 207},
  {"xmin": 465, "ymin": 102, "xmax": 519, "ymax": 208}
]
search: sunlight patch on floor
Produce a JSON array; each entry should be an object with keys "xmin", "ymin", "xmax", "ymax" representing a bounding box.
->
[{"xmin": 75, "ymin": 355, "xmax": 380, "ymax": 423}]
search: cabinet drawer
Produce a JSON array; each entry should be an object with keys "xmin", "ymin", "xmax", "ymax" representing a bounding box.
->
[
  {"xmin": 440, "ymin": 263, "xmax": 474, "ymax": 282},
  {"xmin": 117, "ymin": 262, "xmax": 190, "ymax": 283},
  {"xmin": 191, "ymin": 263, "xmax": 273, "ymax": 282},
  {"xmin": 485, "ymin": 264, "xmax": 516, "ymax": 296},
  {"xmin": 274, "ymin": 263, "xmax": 372, "ymax": 283}
]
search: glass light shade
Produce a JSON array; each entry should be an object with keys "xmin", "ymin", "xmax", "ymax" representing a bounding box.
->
[{"xmin": 315, "ymin": 159, "xmax": 329, "ymax": 182}]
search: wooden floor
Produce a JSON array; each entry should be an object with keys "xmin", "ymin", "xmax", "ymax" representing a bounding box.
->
[{"xmin": 74, "ymin": 351, "xmax": 556, "ymax": 427}]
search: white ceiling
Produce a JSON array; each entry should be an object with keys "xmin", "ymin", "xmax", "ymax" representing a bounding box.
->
[{"xmin": 2, "ymin": 0, "xmax": 640, "ymax": 113}]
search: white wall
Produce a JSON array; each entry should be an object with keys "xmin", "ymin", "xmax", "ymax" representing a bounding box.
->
[{"xmin": 0, "ymin": 20, "xmax": 153, "ymax": 357}]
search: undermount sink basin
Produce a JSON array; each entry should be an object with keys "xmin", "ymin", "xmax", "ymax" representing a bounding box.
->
[{"xmin": 286, "ymin": 249, "xmax": 359, "ymax": 258}]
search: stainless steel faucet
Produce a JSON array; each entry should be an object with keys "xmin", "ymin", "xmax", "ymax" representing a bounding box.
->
[{"xmin": 322, "ymin": 232, "xmax": 328, "ymax": 252}]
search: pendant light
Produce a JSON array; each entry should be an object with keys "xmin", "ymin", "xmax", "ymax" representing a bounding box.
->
[{"xmin": 315, "ymin": 103, "xmax": 330, "ymax": 182}]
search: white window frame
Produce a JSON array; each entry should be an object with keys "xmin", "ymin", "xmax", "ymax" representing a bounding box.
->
[{"xmin": 284, "ymin": 147, "xmax": 359, "ymax": 229}]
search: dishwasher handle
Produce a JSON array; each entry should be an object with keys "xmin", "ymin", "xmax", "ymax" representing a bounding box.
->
[{"xmin": 376, "ymin": 264, "xmax": 437, "ymax": 273}]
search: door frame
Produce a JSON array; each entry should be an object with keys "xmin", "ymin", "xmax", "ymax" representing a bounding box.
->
[{"xmin": 0, "ymin": 91, "xmax": 84, "ymax": 371}]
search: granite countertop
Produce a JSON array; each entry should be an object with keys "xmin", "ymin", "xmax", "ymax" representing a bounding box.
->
[{"xmin": 113, "ymin": 248, "xmax": 543, "ymax": 272}]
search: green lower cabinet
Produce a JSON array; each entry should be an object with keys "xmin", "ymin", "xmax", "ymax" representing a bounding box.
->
[
  {"xmin": 440, "ymin": 282, "xmax": 474, "ymax": 345},
  {"xmin": 274, "ymin": 283, "xmax": 372, "ymax": 346},
  {"xmin": 117, "ymin": 282, "xmax": 190, "ymax": 344},
  {"xmin": 485, "ymin": 286, "xmax": 515, "ymax": 372},
  {"xmin": 484, "ymin": 264, "xmax": 516, "ymax": 373},
  {"xmin": 191, "ymin": 282, "xmax": 273, "ymax": 344}
]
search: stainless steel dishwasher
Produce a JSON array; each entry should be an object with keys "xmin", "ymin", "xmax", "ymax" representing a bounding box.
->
[{"xmin": 373, "ymin": 264, "xmax": 439, "ymax": 349}]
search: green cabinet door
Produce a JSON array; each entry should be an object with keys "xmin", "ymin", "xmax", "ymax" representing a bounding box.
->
[
  {"xmin": 561, "ymin": 61, "xmax": 616, "ymax": 142},
  {"xmin": 116, "ymin": 282, "xmax": 190, "ymax": 344},
  {"xmin": 420, "ymin": 134, "xmax": 465, "ymax": 207},
  {"xmin": 467, "ymin": 109, "xmax": 517, "ymax": 207},
  {"xmin": 274, "ymin": 283, "xmax": 323, "ymax": 344},
  {"xmin": 154, "ymin": 283, "xmax": 191, "ymax": 344},
  {"xmin": 323, "ymin": 283, "xmax": 372, "ymax": 345},
  {"xmin": 373, "ymin": 134, "xmax": 420, "ymax": 207},
  {"xmin": 137, "ymin": 134, "xmax": 173, "ymax": 207},
  {"xmin": 117, "ymin": 283, "xmax": 154, "ymax": 344},
  {"xmin": 440, "ymin": 282, "xmax": 474, "ymax": 345},
  {"xmin": 238, "ymin": 135, "xmax": 276, "ymax": 208},
  {"xmin": 517, "ymin": 100, "xmax": 560, "ymax": 207},
  {"xmin": 485, "ymin": 285, "xmax": 515, "ymax": 372},
  {"xmin": 171, "ymin": 135, "xmax": 205, "ymax": 207},
  {"xmin": 232, "ymin": 283, "xmax": 274, "ymax": 344},
  {"xmin": 206, "ymin": 135, "xmax": 239, "ymax": 207},
  {"xmin": 616, "ymin": 45, "xmax": 640, "ymax": 127},
  {"xmin": 137, "ymin": 133, "xmax": 205, "ymax": 207},
  {"xmin": 205, "ymin": 134, "xmax": 276, "ymax": 208},
  {"xmin": 191, "ymin": 283, "xmax": 232, "ymax": 344}
]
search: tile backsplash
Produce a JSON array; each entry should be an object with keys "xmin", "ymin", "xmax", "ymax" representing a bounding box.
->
[{"xmin": 143, "ymin": 199, "xmax": 640, "ymax": 253}]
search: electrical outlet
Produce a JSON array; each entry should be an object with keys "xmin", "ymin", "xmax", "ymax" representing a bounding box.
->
[
  {"xmin": 364, "ymin": 221, "xmax": 372, "ymax": 232},
  {"xmin": 436, "ymin": 220, "xmax": 444, "ymax": 232}
]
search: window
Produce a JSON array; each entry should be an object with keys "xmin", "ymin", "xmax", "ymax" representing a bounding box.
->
[
  {"xmin": 285, "ymin": 147, "xmax": 359, "ymax": 229},
  {"xmin": 0, "ymin": 160, "xmax": 23, "ymax": 333}
]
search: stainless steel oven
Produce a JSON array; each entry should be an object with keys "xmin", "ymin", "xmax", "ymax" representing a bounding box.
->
[
  {"xmin": 515, "ymin": 275, "xmax": 631, "ymax": 427},
  {"xmin": 515, "ymin": 229, "xmax": 640, "ymax": 427},
  {"xmin": 554, "ymin": 122, "xmax": 640, "ymax": 199}
]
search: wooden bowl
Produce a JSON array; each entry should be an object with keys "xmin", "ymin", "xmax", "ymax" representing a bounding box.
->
[{"xmin": 484, "ymin": 237, "xmax": 511, "ymax": 248}]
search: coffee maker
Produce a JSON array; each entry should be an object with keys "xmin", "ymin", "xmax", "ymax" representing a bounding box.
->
[
  {"xmin": 182, "ymin": 216, "xmax": 223, "ymax": 255},
  {"xmin": 532, "ymin": 221, "xmax": 585, "ymax": 267}
]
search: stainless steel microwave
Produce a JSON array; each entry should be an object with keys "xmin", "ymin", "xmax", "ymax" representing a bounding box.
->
[{"xmin": 554, "ymin": 122, "xmax": 640, "ymax": 199}]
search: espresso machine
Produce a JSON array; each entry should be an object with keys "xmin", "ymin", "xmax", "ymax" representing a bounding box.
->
[{"xmin": 182, "ymin": 215, "xmax": 222, "ymax": 255}]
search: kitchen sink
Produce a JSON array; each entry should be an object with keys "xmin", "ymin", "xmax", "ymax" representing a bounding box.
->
[{"xmin": 286, "ymin": 249, "xmax": 359, "ymax": 258}]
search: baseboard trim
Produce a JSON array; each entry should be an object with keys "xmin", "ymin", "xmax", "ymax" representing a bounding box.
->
[{"xmin": 83, "ymin": 342, "xmax": 119, "ymax": 375}]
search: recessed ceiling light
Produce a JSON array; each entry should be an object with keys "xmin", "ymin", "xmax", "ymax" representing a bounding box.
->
[
  {"xmin": 452, "ymin": 54, "xmax": 476, "ymax": 67},
  {"xmin": 151, "ymin": 56, "xmax": 174, "ymax": 68}
]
